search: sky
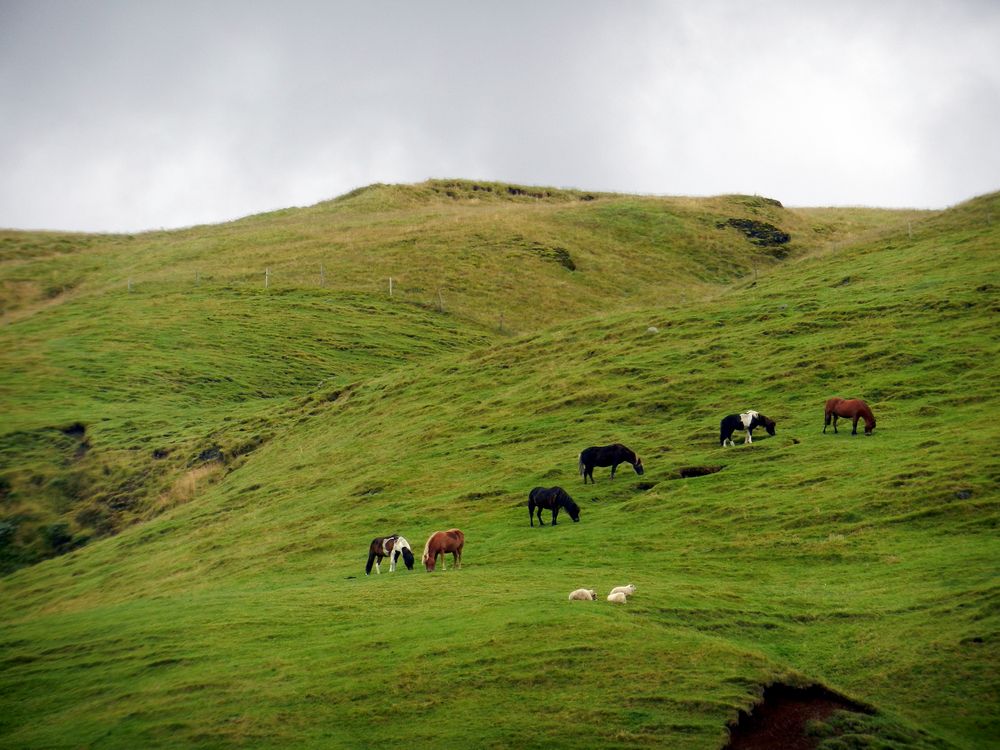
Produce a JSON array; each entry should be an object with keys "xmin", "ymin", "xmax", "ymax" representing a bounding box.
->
[{"xmin": 1, "ymin": 0, "xmax": 998, "ymax": 232}]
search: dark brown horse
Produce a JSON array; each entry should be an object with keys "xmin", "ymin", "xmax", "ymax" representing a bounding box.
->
[
  {"xmin": 578, "ymin": 444, "xmax": 643, "ymax": 484},
  {"xmin": 824, "ymin": 398, "xmax": 876, "ymax": 436},
  {"xmin": 528, "ymin": 486, "xmax": 580, "ymax": 526},
  {"xmin": 422, "ymin": 529, "xmax": 464, "ymax": 572}
]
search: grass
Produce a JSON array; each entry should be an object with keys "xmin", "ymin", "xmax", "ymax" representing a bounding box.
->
[{"xmin": 0, "ymin": 182, "xmax": 997, "ymax": 748}]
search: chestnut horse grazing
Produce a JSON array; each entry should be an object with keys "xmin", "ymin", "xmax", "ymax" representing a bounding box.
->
[
  {"xmin": 824, "ymin": 398, "xmax": 876, "ymax": 436},
  {"xmin": 422, "ymin": 529, "xmax": 464, "ymax": 572}
]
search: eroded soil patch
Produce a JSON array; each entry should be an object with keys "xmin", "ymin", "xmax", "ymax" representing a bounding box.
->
[{"xmin": 725, "ymin": 683, "xmax": 872, "ymax": 750}]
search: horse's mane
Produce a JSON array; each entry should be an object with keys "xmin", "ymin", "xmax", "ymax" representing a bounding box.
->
[
  {"xmin": 421, "ymin": 535, "xmax": 432, "ymax": 563},
  {"xmin": 558, "ymin": 489, "xmax": 580, "ymax": 513}
]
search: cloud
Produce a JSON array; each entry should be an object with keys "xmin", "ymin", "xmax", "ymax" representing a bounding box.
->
[{"xmin": 0, "ymin": 0, "xmax": 997, "ymax": 231}]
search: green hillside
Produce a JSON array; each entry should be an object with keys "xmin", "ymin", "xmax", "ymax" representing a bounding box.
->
[{"xmin": 1, "ymin": 183, "xmax": 997, "ymax": 749}]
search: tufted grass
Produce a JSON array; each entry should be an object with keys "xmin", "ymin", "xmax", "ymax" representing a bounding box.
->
[{"xmin": 0, "ymin": 184, "xmax": 997, "ymax": 748}]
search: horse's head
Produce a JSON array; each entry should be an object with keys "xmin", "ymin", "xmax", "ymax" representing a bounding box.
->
[
  {"xmin": 763, "ymin": 417, "xmax": 776, "ymax": 436},
  {"xmin": 566, "ymin": 500, "xmax": 581, "ymax": 522},
  {"xmin": 423, "ymin": 553, "xmax": 435, "ymax": 572},
  {"xmin": 401, "ymin": 547, "xmax": 415, "ymax": 570},
  {"xmin": 865, "ymin": 418, "xmax": 876, "ymax": 435},
  {"xmin": 633, "ymin": 457, "xmax": 644, "ymax": 476}
]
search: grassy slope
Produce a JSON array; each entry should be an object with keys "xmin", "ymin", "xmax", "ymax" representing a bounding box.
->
[
  {"xmin": 1, "ymin": 185, "xmax": 997, "ymax": 749},
  {"xmin": 6, "ymin": 180, "xmax": 892, "ymax": 565}
]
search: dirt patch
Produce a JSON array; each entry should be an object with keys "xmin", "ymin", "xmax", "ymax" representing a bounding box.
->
[
  {"xmin": 725, "ymin": 683, "xmax": 872, "ymax": 750},
  {"xmin": 675, "ymin": 465, "xmax": 724, "ymax": 479}
]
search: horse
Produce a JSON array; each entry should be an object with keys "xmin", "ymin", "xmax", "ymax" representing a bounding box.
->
[
  {"xmin": 422, "ymin": 529, "xmax": 464, "ymax": 572},
  {"xmin": 578, "ymin": 443, "xmax": 643, "ymax": 484},
  {"xmin": 824, "ymin": 397, "xmax": 876, "ymax": 436},
  {"xmin": 720, "ymin": 410, "xmax": 776, "ymax": 446},
  {"xmin": 528, "ymin": 486, "xmax": 580, "ymax": 526},
  {"xmin": 365, "ymin": 534, "xmax": 414, "ymax": 575}
]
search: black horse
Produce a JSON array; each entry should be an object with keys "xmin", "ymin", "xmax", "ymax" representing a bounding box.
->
[
  {"xmin": 528, "ymin": 486, "xmax": 580, "ymax": 526},
  {"xmin": 578, "ymin": 444, "xmax": 644, "ymax": 484}
]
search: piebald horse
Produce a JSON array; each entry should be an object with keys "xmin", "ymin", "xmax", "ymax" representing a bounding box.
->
[
  {"xmin": 365, "ymin": 534, "xmax": 414, "ymax": 575},
  {"xmin": 720, "ymin": 410, "xmax": 776, "ymax": 446},
  {"xmin": 422, "ymin": 529, "xmax": 464, "ymax": 572}
]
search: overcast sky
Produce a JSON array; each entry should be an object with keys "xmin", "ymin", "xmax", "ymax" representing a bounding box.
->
[{"xmin": 1, "ymin": 1, "xmax": 998, "ymax": 232}]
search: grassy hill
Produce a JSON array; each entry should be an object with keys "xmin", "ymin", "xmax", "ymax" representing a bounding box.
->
[{"xmin": 0, "ymin": 182, "xmax": 997, "ymax": 749}]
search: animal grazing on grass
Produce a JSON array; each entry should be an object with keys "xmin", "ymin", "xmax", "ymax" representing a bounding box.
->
[
  {"xmin": 579, "ymin": 443, "xmax": 644, "ymax": 484},
  {"xmin": 824, "ymin": 398, "xmax": 876, "ymax": 436},
  {"xmin": 365, "ymin": 535, "xmax": 414, "ymax": 576},
  {"xmin": 422, "ymin": 529, "xmax": 464, "ymax": 572},
  {"xmin": 609, "ymin": 584, "xmax": 636, "ymax": 597},
  {"xmin": 720, "ymin": 411, "xmax": 776, "ymax": 446},
  {"xmin": 607, "ymin": 591, "xmax": 627, "ymax": 603},
  {"xmin": 528, "ymin": 486, "xmax": 580, "ymax": 526},
  {"xmin": 568, "ymin": 588, "xmax": 597, "ymax": 601}
]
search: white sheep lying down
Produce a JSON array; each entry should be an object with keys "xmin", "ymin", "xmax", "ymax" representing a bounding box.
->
[
  {"xmin": 607, "ymin": 591, "xmax": 627, "ymax": 603},
  {"xmin": 568, "ymin": 588, "xmax": 597, "ymax": 601},
  {"xmin": 609, "ymin": 583, "xmax": 636, "ymax": 597}
]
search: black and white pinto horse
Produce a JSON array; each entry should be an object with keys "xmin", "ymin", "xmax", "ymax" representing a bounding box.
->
[
  {"xmin": 578, "ymin": 443, "xmax": 644, "ymax": 484},
  {"xmin": 365, "ymin": 534, "xmax": 414, "ymax": 575},
  {"xmin": 528, "ymin": 486, "xmax": 580, "ymax": 526},
  {"xmin": 720, "ymin": 410, "xmax": 776, "ymax": 447}
]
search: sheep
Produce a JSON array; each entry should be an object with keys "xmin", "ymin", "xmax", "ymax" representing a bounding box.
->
[
  {"xmin": 607, "ymin": 591, "xmax": 627, "ymax": 604},
  {"xmin": 568, "ymin": 588, "xmax": 597, "ymax": 601},
  {"xmin": 609, "ymin": 584, "xmax": 636, "ymax": 597}
]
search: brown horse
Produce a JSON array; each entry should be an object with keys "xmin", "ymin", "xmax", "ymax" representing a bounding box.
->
[
  {"xmin": 422, "ymin": 529, "xmax": 464, "ymax": 572},
  {"xmin": 824, "ymin": 398, "xmax": 876, "ymax": 436}
]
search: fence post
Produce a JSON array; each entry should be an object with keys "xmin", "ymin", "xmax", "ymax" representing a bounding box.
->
[
  {"xmin": 320, "ymin": 263, "xmax": 325, "ymax": 287},
  {"xmin": 265, "ymin": 268, "xmax": 270, "ymax": 289},
  {"xmin": 437, "ymin": 288, "xmax": 444, "ymax": 312},
  {"xmin": 127, "ymin": 278, "xmax": 133, "ymax": 293},
  {"xmin": 389, "ymin": 277, "xmax": 393, "ymax": 297}
]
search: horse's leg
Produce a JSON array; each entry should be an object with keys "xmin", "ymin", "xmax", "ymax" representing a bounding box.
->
[
  {"xmin": 389, "ymin": 551, "xmax": 396, "ymax": 573},
  {"xmin": 833, "ymin": 415, "xmax": 839, "ymax": 433},
  {"xmin": 439, "ymin": 551, "xmax": 446, "ymax": 572},
  {"xmin": 552, "ymin": 506, "xmax": 558, "ymax": 526},
  {"xmin": 453, "ymin": 549, "xmax": 461, "ymax": 569},
  {"xmin": 745, "ymin": 429, "xmax": 752, "ymax": 445},
  {"xmin": 529, "ymin": 501, "xmax": 535, "ymax": 527},
  {"xmin": 852, "ymin": 416, "xmax": 859, "ymax": 435},
  {"xmin": 365, "ymin": 550, "xmax": 376, "ymax": 576},
  {"xmin": 375, "ymin": 555, "xmax": 382, "ymax": 574},
  {"xmin": 611, "ymin": 463, "xmax": 618, "ymax": 479}
]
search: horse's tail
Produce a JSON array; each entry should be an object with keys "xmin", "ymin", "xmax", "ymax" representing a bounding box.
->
[
  {"xmin": 578, "ymin": 453, "xmax": 585, "ymax": 478},
  {"xmin": 365, "ymin": 550, "xmax": 376, "ymax": 576}
]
